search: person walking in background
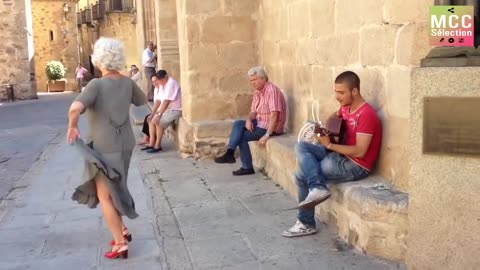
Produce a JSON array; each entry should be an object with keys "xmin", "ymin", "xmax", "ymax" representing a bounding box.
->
[
  {"xmin": 67, "ymin": 37, "xmax": 147, "ymax": 259},
  {"xmin": 75, "ymin": 63, "xmax": 88, "ymax": 92}
]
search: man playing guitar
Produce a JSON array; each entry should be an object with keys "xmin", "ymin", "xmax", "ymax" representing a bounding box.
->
[{"xmin": 282, "ymin": 71, "xmax": 383, "ymax": 238}]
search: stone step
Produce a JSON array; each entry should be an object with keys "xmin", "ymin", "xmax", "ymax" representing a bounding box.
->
[{"xmin": 250, "ymin": 135, "xmax": 408, "ymax": 262}]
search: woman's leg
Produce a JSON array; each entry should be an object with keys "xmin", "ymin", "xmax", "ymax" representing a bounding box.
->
[
  {"xmin": 95, "ymin": 174, "xmax": 124, "ymax": 245},
  {"xmin": 148, "ymin": 121, "xmax": 156, "ymax": 147}
]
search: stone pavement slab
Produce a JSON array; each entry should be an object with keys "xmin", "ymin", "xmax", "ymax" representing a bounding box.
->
[
  {"xmin": 0, "ymin": 120, "xmax": 165, "ymax": 270},
  {"xmin": 139, "ymin": 140, "xmax": 406, "ymax": 270},
  {"xmin": 0, "ymin": 114, "xmax": 405, "ymax": 270}
]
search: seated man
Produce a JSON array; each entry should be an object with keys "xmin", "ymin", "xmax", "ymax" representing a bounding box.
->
[
  {"xmin": 214, "ymin": 66, "xmax": 287, "ymax": 176},
  {"xmin": 141, "ymin": 70, "xmax": 182, "ymax": 153},
  {"xmin": 129, "ymin": 65, "xmax": 142, "ymax": 83},
  {"xmin": 282, "ymin": 71, "xmax": 382, "ymax": 238}
]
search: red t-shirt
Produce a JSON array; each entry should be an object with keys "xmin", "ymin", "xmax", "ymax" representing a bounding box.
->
[{"xmin": 338, "ymin": 103, "xmax": 382, "ymax": 171}]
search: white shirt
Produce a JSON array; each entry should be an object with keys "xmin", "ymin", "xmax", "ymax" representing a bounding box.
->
[
  {"xmin": 142, "ymin": 48, "xmax": 156, "ymax": 68},
  {"xmin": 153, "ymin": 78, "xmax": 182, "ymax": 111},
  {"xmin": 131, "ymin": 71, "xmax": 141, "ymax": 83},
  {"xmin": 153, "ymin": 87, "xmax": 161, "ymax": 102}
]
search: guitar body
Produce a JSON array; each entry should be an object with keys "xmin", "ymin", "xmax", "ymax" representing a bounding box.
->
[{"xmin": 314, "ymin": 113, "xmax": 346, "ymax": 145}]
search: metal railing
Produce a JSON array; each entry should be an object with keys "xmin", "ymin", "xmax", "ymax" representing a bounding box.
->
[
  {"xmin": 105, "ymin": 0, "xmax": 134, "ymax": 13},
  {"xmin": 81, "ymin": 8, "xmax": 92, "ymax": 25},
  {"xmin": 92, "ymin": 1, "xmax": 105, "ymax": 20}
]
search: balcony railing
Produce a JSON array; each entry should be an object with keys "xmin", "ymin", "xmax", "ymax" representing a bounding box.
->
[
  {"xmin": 92, "ymin": 2, "xmax": 105, "ymax": 20},
  {"xmin": 105, "ymin": 0, "xmax": 134, "ymax": 13},
  {"xmin": 81, "ymin": 8, "xmax": 92, "ymax": 25}
]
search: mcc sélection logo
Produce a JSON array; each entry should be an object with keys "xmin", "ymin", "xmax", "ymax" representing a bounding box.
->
[{"xmin": 430, "ymin": 5, "xmax": 474, "ymax": 47}]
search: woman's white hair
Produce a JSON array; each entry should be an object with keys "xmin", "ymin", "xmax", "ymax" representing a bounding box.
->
[
  {"xmin": 91, "ymin": 37, "xmax": 125, "ymax": 71},
  {"xmin": 247, "ymin": 66, "xmax": 269, "ymax": 81}
]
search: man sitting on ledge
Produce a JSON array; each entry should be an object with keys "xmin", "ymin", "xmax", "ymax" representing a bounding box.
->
[
  {"xmin": 283, "ymin": 71, "xmax": 382, "ymax": 238},
  {"xmin": 214, "ymin": 66, "xmax": 287, "ymax": 176}
]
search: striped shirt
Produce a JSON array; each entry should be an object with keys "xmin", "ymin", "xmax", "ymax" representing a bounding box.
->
[{"xmin": 250, "ymin": 81, "xmax": 287, "ymax": 134}]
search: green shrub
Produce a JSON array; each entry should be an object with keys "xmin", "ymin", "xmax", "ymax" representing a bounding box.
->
[{"xmin": 45, "ymin": 61, "xmax": 66, "ymax": 81}]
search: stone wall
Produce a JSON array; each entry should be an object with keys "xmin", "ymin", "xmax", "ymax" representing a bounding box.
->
[
  {"xmin": 32, "ymin": 0, "xmax": 79, "ymax": 92},
  {"xmin": 77, "ymin": 7, "xmax": 138, "ymax": 76},
  {"xmin": 0, "ymin": 0, "xmax": 37, "ymax": 100},
  {"xmin": 257, "ymin": 0, "xmax": 434, "ymax": 191},
  {"xmin": 175, "ymin": 0, "xmax": 259, "ymax": 158},
  {"xmin": 99, "ymin": 12, "xmax": 138, "ymax": 69},
  {"xmin": 407, "ymin": 67, "xmax": 480, "ymax": 269},
  {"xmin": 155, "ymin": 0, "xmax": 180, "ymax": 80}
]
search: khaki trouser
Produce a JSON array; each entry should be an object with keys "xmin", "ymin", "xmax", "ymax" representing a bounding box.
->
[{"xmin": 144, "ymin": 67, "xmax": 156, "ymax": 100}]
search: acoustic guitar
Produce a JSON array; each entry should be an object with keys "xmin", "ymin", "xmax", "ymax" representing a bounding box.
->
[{"xmin": 314, "ymin": 112, "xmax": 346, "ymax": 144}]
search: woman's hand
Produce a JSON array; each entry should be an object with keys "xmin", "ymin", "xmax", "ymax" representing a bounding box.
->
[
  {"xmin": 147, "ymin": 114, "xmax": 154, "ymax": 123},
  {"xmin": 67, "ymin": 127, "xmax": 81, "ymax": 145}
]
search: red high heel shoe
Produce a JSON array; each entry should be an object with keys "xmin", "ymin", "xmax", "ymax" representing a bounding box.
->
[
  {"xmin": 104, "ymin": 242, "xmax": 128, "ymax": 259},
  {"xmin": 109, "ymin": 228, "xmax": 132, "ymax": 246}
]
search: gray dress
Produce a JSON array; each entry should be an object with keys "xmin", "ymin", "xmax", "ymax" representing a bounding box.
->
[{"xmin": 71, "ymin": 76, "xmax": 146, "ymax": 219}]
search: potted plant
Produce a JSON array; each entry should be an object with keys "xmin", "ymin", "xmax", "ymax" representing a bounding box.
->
[{"xmin": 46, "ymin": 60, "xmax": 66, "ymax": 92}]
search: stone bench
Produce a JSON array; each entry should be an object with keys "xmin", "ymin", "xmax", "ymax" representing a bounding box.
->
[{"xmin": 250, "ymin": 135, "xmax": 408, "ymax": 262}]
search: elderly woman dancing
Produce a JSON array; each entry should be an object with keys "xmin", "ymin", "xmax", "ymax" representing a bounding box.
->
[{"xmin": 67, "ymin": 37, "xmax": 146, "ymax": 259}]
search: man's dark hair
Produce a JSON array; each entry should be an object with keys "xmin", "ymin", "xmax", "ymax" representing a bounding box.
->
[
  {"xmin": 335, "ymin": 71, "xmax": 360, "ymax": 91},
  {"xmin": 150, "ymin": 73, "xmax": 158, "ymax": 80},
  {"xmin": 157, "ymin": 70, "xmax": 168, "ymax": 79}
]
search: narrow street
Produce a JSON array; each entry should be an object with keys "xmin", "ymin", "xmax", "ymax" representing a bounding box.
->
[
  {"xmin": 0, "ymin": 93, "xmax": 75, "ymax": 201},
  {"xmin": 0, "ymin": 96, "xmax": 404, "ymax": 269}
]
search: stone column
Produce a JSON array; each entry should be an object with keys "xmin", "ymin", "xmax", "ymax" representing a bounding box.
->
[
  {"xmin": 142, "ymin": 0, "xmax": 157, "ymax": 46},
  {"xmin": 135, "ymin": 0, "xmax": 145, "ymax": 65},
  {"xmin": 174, "ymin": 0, "xmax": 258, "ymax": 159},
  {"xmin": 0, "ymin": 0, "xmax": 37, "ymax": 100},
  {"xmin": 154, "ymin": 0, "xmax": 180, "ymax": 80},
  {"xmin": 407, "ymin": 67, "xmax": 480, "ymax": 269}
]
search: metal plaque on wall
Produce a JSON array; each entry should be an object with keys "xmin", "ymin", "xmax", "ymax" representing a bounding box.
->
[{"xmin": 423, "ymin": 97, "xmax": 480, "ymax": 157}]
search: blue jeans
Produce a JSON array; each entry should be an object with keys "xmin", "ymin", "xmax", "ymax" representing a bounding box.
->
[
  {"xmin": 295, "ymin": 141, "xmax": 369, "ymax": 227},
  {"xmin": 227, "ymin": 120, "xmax": 267, "ymax": 170}
]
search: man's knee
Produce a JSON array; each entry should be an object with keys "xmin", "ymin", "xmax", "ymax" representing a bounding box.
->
[
  {"xmin": 320, "ymin": 158, "xmax": 336, "ymax": 177},
  {"xmin": 294, "ymin": 170, "xmax": 306, "ymax": 186},
  {"xmin": 232, "ymin": 119, "xmax": 245, "ymax": 129},
  {"xmin": 294, "ymin": 141, "xmax": 310, "ymax": 156}
]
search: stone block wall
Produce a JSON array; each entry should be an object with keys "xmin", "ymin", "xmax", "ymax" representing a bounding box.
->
[
  {"xmin": 155, "ymin": 0, "xmax": 180, "ymax": 81},
  {"xmin": 257, "ymin": 0, "xmax": 434, "ymax": 191},
  {"xmin": 99, "ymin": 13, "xmax": 138, "ymax": 69},
  {"xmin": 77, "ymin": 11, "xmax": 137, "ymax": 78},
  {"xmin": 407, "ymin": 67, "xmax": 480, "ymax": 269},
  {"xmin": 0, "ymin": 0, "xmax": 37, "ymax": 100},
  {"xmin": 32, "ymin": 0, "xmax": 79, "ymax": 92},
  {"xmin": 175, "ymin": 0, "xmax": 259, "ymax": 158}
]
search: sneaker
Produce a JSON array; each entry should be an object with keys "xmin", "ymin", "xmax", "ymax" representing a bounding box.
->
[
  {"xmin": 214, "ymin": 152, "xmax": 236, "ymax": 164},
  {"xmin": 282, "ymin": 220, "xmax": 317, "ymax": 238},
  {"xmin": 298, "ymin": 187, "xmax": 331, "ymax": 209},
  {"xmin": 232, "ymin": 168, "xmax": 255, "ymax": 176}
]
